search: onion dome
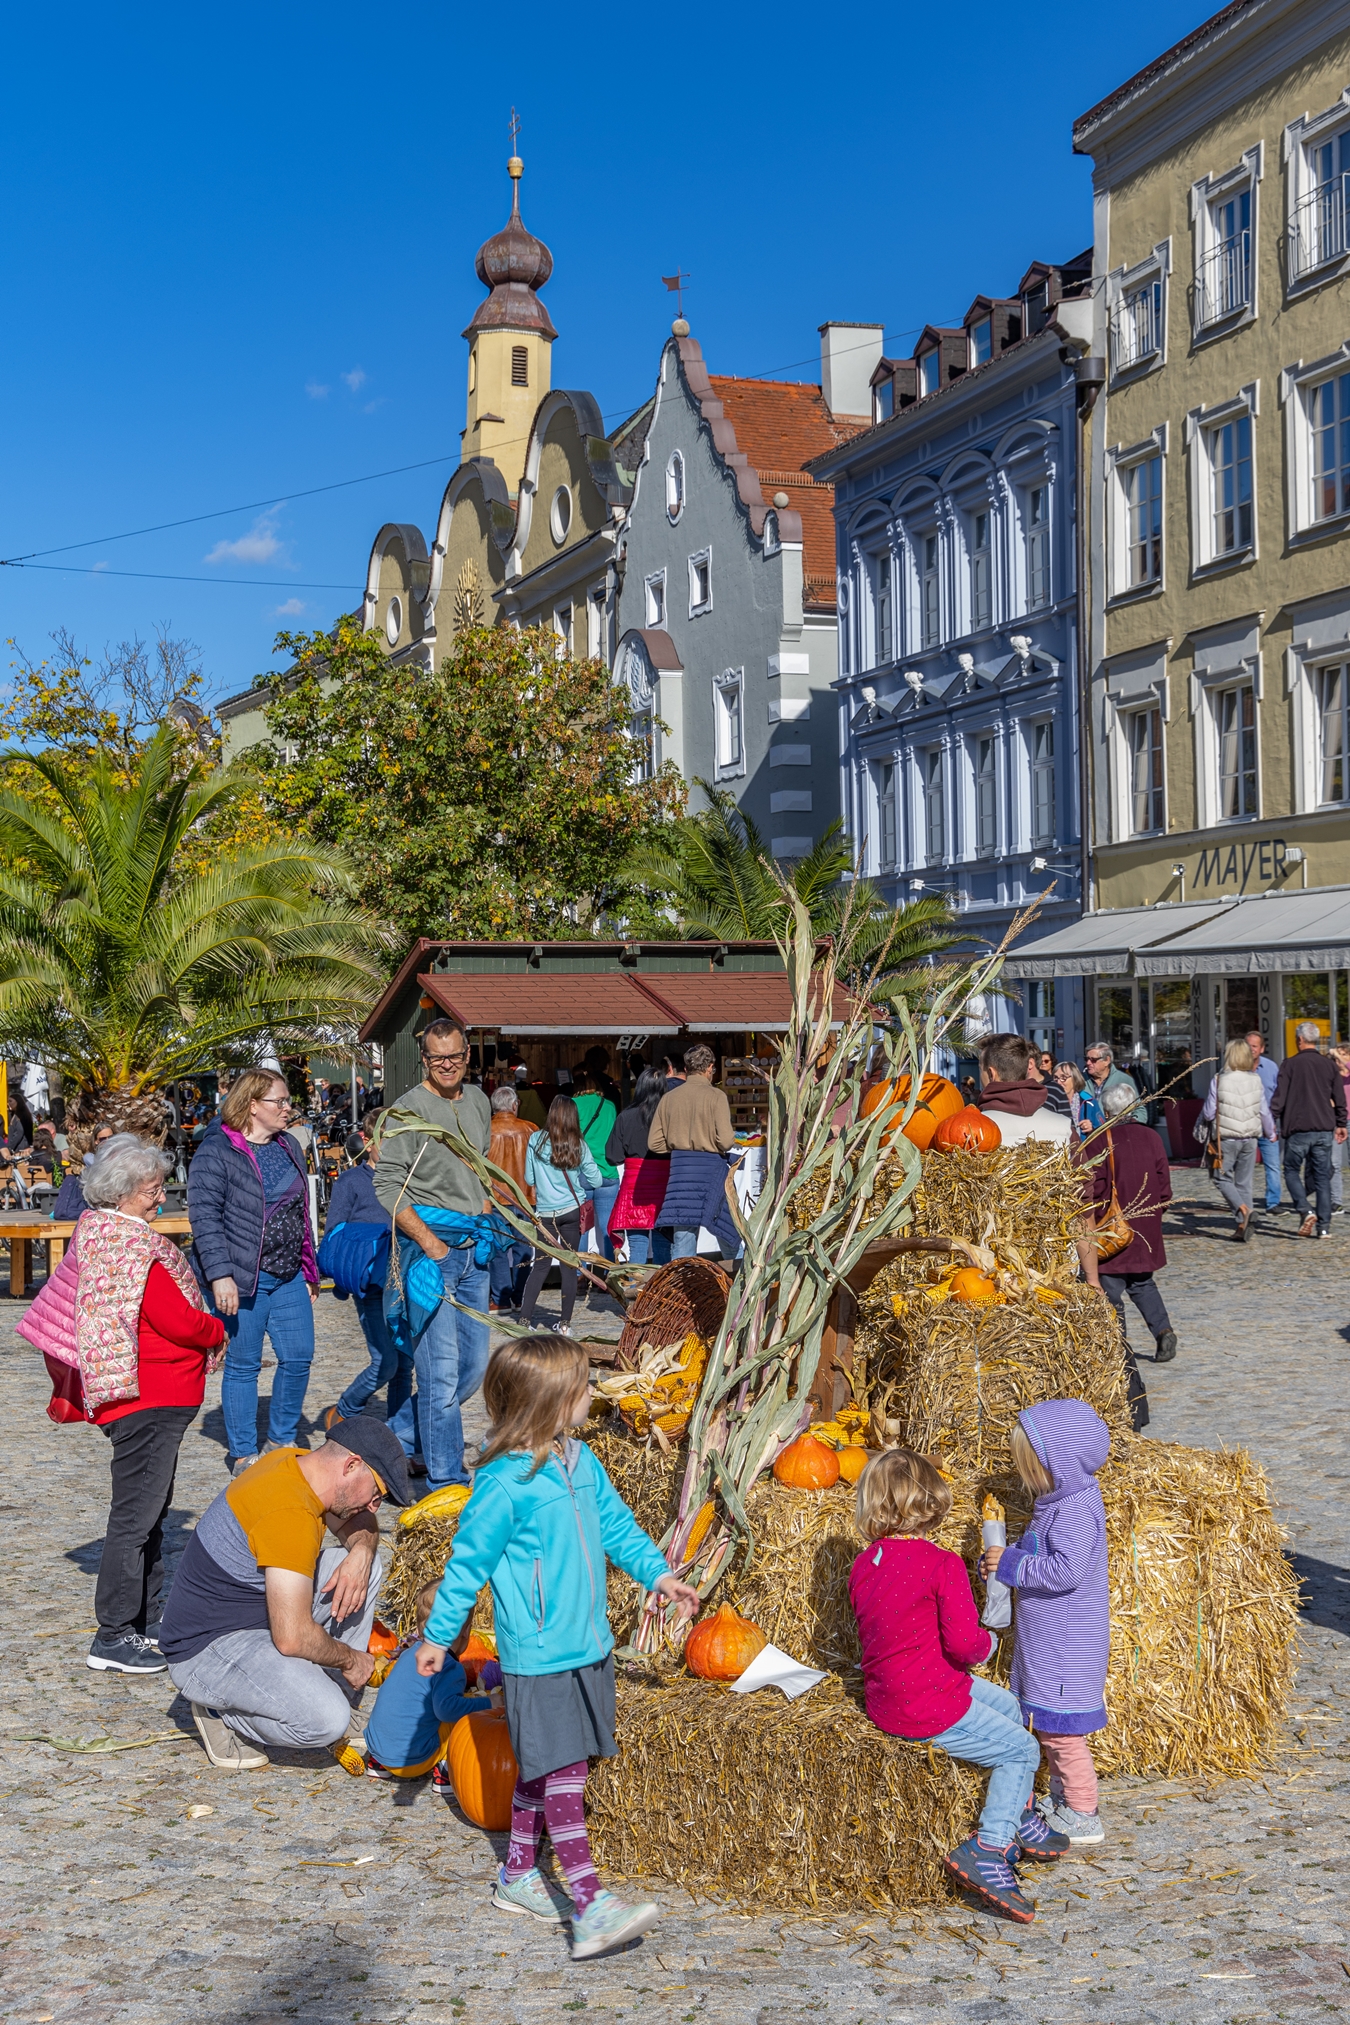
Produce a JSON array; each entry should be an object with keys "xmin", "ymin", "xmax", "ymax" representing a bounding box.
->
[{"xmin": 464, "ymin": 157, "xmax": 557, "ymax": 341}]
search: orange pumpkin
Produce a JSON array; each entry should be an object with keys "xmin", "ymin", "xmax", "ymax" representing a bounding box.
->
[
  {"xmin": 932, "ymin": 1105, "xmax": 1003, "ymax": 1154},
  {"xmin": 860, "ymin": 1074, "xmax": 963, "ymax": 1152},
  {"xmin": 685, "ymin": 1601, "xmax": 767, "ymax": 1681},
  {"xmin": 949, "ymin": 1266, "xmax": 999, "ymax": 1303},
  {"xmin": 367, "ymin": 1618, "xmax": 399, "ymax": 1657},
  {"xmin": 458, "ymin": 1631, "xmax": 496, "ymax": 1687},
  {"xmin": 773, "ymin": 1433, "xmax": 841, "ymax": 1490},
  {"xmin": 448, "ymin": 1709, "xmax": 519, "ymax": 1830},
  {"xmin": 836, "ymin": 1445, "xmax": 869, "ymax": 1485}
]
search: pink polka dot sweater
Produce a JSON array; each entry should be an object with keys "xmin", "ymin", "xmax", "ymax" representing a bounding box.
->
[{"xmin": 849, "ymin": 1537, "xmax": 997, "ymax": 1740}]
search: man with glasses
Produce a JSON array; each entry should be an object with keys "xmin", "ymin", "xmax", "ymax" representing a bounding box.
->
[
  {"xmin": 162, "ymin": 1415, "xmax": 409, "ymax": 1771},
  {"xmin": 373, "ymin": 1018, "xmax": 494, "ymax": 1489},
  {"xmin": 1083, "ymin": 1042, "xmax": 1146, "ymax": 1126}
]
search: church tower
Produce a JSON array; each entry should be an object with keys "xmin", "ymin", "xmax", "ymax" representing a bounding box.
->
[{"xmin": 461, "ymin": 149, "xmax": 555, "ymax": 498}]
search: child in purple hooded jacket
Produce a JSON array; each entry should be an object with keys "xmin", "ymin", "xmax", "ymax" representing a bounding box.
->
[{"xmin": 980, "ymin": 1400, "xmax": 1110, "ymax": 1846}]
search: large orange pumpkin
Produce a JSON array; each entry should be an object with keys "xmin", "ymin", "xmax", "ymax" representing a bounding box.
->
[
  {"xmin": 860, "ymin": 1074, "xmax": 963, "ymax": 1152},
  {"xmin": 448, "ymin": 1709, "xmax": 518, "ymax": 1829},
  {"xmin": 685, "ymin": 1602, "xmax": 767, "ymax": 1681},
  {"xmin": 773, "ymin": 1433, "xmax": 841, "ymax": 1490},
  {"xmin": 836, "ymin": 1445, "xmax": 869, "ymax": 1485},
  {"xmin": 932, "ymin": 1105, "xmax": 1003, "ymax": 1154},
  {"xmin": 948, "ymin": 1266, "xmax": 1000, "ymax": 1303}
]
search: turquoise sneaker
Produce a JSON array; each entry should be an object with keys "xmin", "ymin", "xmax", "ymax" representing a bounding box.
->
[
  {"xmin": 569, "ymin": 1888, "xmax": 660, "ymax": 1960},
  {"xmin": 492, "ymin": 1865, "xmax": 571, "ymax": 1926}
]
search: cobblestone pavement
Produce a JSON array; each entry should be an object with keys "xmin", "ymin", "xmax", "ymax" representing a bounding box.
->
[{"xmin": 1, "ymin": 1167, "xmax": 1347, "ymax": 2024}]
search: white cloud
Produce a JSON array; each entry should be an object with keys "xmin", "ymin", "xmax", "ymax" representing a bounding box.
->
[
  {"xmin": 274, "ymin": 598, "xmax": 306, "ymax": 617},
  {"xmin": 305, "ymin": 380, "xmax": 330, "ymax": 399},
  {"xmin": 342, "ymin": 367, "xmax": 366, "ymax": 393},
  {"xmin": 206, "ymin": 509, "xmax": 284, "ymax": 567},
  {"xmin": 91, "ymin": 559, "xmax": 109, "ymax": 572}
]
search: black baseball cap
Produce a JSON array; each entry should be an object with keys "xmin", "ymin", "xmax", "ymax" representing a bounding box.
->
[{"xmin": 324, "ymin": 1414, "xmax": 413, "ymax": 1506}]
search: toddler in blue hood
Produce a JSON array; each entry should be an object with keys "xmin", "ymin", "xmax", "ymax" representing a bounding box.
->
[{"xmin": 979, "ymin": 1399, "xmax": 1110, "ymax": 1846}]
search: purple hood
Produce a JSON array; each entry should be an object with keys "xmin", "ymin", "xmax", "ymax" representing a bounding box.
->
[{"xmin": 1018, "ymin": 1400, "xmax": 1110, "ymax": 1502}]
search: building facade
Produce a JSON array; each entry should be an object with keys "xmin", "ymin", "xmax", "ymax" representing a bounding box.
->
[
  {"xmin": 611, "ymin": 323, "xmax": 873, "ymax": 857},
  {"xmin": 1009, "ymin": 0, "xmax": 1350, "ymax": 1086},
  {"xmin": 810, "ymin": 262, "xmax": 1094, "ymax": 1057}
]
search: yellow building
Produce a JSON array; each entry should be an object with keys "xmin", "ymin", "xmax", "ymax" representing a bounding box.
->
[{"xmin": 1010, "ymin": 0, "xmax": 1350, "ymax": 1084}]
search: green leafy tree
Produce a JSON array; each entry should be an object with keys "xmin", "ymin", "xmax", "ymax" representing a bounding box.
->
[
  {"xmin": 245, "ymin": 616, "xmax": 685, "ymax": 944},
  {"xmin": 0, "ymin": 724, "xmax": 388, "ymax": 1136}
]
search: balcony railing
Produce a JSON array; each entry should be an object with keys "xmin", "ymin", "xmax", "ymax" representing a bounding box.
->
[
  {"xmin": 1110, "ymin": 283, "xmax": 1161, "ymax": 371},
  {"xmin": 1195, "ymin": 230, "xmax": 1251, "ymax": 327},
  {"xmin": 1290, "ymin": 176, "xmax": 1350, "ymax": 283}
]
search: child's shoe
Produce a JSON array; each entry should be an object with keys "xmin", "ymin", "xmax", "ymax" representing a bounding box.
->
[
  {"xmin": 1042, "ymin": 1802, "xmax": 1105, "ymax": 1846},
  {"xmin": 1013, "ymin": 1803, "xmax": 1069, "ymax": 1862},
  {"xmin": 365, "ymin": 1754, "xmax": 396, "ymax": 1781},
  {"xmin": 431, "ymin": 1761, "xmax": 455, "ymax": 1799},
  {"xmin": 568, "ymin": 1888, "xmax": 661, "ymax": 1959},
  {"xmin": 942, "ymin": 1837, "xmax": 1037, "ymax": 1922},
  {"xmin": 492, "ymin": 1864, "xmax": 571, "ymax": 1926}
]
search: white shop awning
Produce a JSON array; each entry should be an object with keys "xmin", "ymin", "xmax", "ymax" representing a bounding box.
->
[{"xmin": 1005, "ymin": 884, "xmax": 1350, "ymax": 980}]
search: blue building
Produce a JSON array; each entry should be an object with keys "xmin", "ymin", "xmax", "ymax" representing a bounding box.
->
[{"xmin": 807, "ymin": 256, "xmax": 1096, "ymax": 1058}]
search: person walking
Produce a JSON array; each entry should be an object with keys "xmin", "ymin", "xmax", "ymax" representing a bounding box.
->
[
  {"xmin": 1200, "ymin": 1040, "xmax": 1275, "ymax": 1241},
  {"xmin": 604, "ymin": 1067, "xmax": 671, "ymax": 1266},
  {"xmin": 189, "ymin": 1070, "xmax": 318, "ymax": 1476},
  {"xmin": 1078, "ymin": 1080, "xmax": 1176, "ymax": 1389},
  {"xmin": 1054, "ymin": 1061, "xmax": 1089, "ymax": 1141},
  {"xmin": 373, "ymin": 1019, "xmax": 494, "ymax": 1491},
  {"xmin": 20, "ymin": 1135, "xmax": 227, "ymax": 1673},
  {"xmin": 1246, "ymin": 1031, "xmax": 1283, "ymax": 1212},
  {"xmin": 518, "ymin": 1098, "xmax": 603, "ymax": 1334},
  {"xmin": 573, "ymin": 1070, "xmax": 620, "ymax": 1264},
  {"xmin": 488, "ymin": 1087, "xmax": 534, "ymax": 1312},
  {"xmin": 1271, "ymin": 1022, "xmax": 1348, "ymax": 1239},
  {"xmin": 1083, "ymin": 1043, "xmax": 1145, "ymax": 1124},
  {"xmin": 647, "ymin": 1045, "xmax": 738, "ymax": 1260}
]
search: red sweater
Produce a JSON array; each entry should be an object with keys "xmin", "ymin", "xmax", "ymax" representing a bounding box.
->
[
  {"xmin": 92, "ymin": 1262, "xmax": 227, "ymax": 1426},
  {"xmin": 848, "ymin": 1536, "xmax": 996, "ymax": 1739}
]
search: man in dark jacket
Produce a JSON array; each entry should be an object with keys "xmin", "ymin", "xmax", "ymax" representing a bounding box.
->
[{"xmin": 1271, "ymin": 1024, "xmax": 1348, "ymax": 1238}]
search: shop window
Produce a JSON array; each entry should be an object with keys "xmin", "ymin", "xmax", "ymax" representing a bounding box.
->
[
  {"xmin": 1151, "ymin": 980, "xmax": 1193, "ymax": 1085},
  {"xmin": 1096, "ymin": 984, "xmax": 1135, "ymax": 1057}
]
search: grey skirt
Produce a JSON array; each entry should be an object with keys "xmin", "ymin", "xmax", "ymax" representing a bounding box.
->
[{"xmin": 502, "ymin": 1654, "xmax": 617, "ymax": 1783}]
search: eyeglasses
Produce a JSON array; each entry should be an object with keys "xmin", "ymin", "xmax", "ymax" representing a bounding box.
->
[
  {"xmin": 424, "ymin": 1050, "xmax": 469, "ymax": 1068},
  {"xmin": 258, "ymin": 1094, "xmax": 291, "ymax": 1109}
]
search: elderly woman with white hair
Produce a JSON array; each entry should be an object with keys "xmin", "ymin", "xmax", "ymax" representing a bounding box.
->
[{"xmin": 23, "ymin": 1133, "xmax": 226, "ymax": 1676}]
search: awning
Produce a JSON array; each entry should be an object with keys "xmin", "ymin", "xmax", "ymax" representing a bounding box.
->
[
  {"xmin": 1005, "ymin": 884, "xmax": 1350, "ymax": 980},
  {"xmin": 417, "ymin": 969, "xmax": 848, "ymax": 1035}
]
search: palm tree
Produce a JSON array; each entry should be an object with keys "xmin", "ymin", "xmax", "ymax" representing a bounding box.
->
[
  {"xmin": 620, "ymin": 785, "xmax": 968, "ymax": 994},
  {"xmin": 0, "ymin": 725, "xmax": 389, "ymax": 1137}
]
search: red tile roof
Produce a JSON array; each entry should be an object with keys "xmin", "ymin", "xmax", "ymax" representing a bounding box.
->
[
  {"xmin": 709, "ymin": 376, "xmax": 867, "ymax": 612},
  {"xmin": 418, "ymin": 968, "xmax": 850, "ymax": 1036}
]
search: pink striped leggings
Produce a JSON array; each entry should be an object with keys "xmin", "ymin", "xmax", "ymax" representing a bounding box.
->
[
  {"xmin": 1037, "ymin": 1733, "xmax": 1098, "ymax": 1814},
  {"xmin": 503, "ymin": 1762, "xmax": 601, "ymax": 1912}
]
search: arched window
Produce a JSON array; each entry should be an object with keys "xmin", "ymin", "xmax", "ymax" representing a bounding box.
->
[{"xmin": 666, "ymin": 450, "xmax": 685, "ymax": 523}]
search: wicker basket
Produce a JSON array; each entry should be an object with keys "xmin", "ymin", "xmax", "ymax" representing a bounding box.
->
[{"xmin": 614, "ymin": 1257, "xmax": 732, "ymax": 1373}]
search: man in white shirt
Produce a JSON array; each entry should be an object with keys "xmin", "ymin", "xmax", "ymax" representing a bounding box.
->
[{"xmin": 975, "ymin": 1034, "xmax": 1072, "ymax": 1148}]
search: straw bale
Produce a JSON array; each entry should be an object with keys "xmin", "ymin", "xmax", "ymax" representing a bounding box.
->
[
  {"xmin": 382, "ymin": 1512, "xmax": 496, "ymax": 1646},
  {"xmin": 904, "ymin": 1142, "xmax": 1088, "ymax": 1276},
  {"xmin": 587, "ymin": 1667, "xmax": 982, "ymax": 1912}
]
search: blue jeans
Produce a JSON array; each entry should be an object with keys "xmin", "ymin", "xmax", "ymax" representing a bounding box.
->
[
  {"xmin": 1284, "ymin": 1130, "xmax": 1335, "ymax": 1231},
  {"xmin": 412, "ymin": 1246, "xmax": 491, "ymax": 1490},
  {"xmin": 489, "ymin": 1241, "xmax": 530, "ymax": 1307},
  {"xmin": 926, "ymin": 1675, "xmax": 1040, "ymax": 1848},
  {"xmin": 335, "ymin": 1287, "xmax": 413, "ymax": 1422},
  {"xmin": 589, "ymin": 1180, "xmax": 622, "ymax": 1263},
  {"xmin": 220, "ymin": 1269, "xmax": 316, "ymax": 1462},
  {"xmin": 669, "ymin": 1228, "xmax": 700, "ymax": 1260},
  {"xmin": 622, "ymin": 1228, "xmax": 671, "ymax": 1266},
  {"xmin": 1258, "ymin": 1135, "xmax": 1282, "ymax": 1208}
]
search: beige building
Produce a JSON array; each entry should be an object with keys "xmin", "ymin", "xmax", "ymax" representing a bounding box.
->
[{"xmin": 1009, "ymin": 0, "xmax": 1350, "ymax": 1086}]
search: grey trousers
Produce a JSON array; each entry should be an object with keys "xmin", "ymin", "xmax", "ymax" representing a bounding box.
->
[
  {"xmin": 1212, "ymin": 1136, "xmax": 1257, "ymax": 1218},
  {"xmin": 167, "ymin": 1544, "xmax": 384, "ymax": 1750}
]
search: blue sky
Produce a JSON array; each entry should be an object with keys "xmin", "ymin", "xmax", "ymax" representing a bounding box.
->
[{"xmin": 2, "ymin": 0, "xmax": 1211, "ymax": 705}]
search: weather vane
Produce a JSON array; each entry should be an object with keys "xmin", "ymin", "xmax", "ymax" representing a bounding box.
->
[
  {"xmin": 508, "ymin": 106, "xmax": 521, "ymax": 152},
  {"xmin": 661, "ymin": 270, "xmax": 690, "ymax": 318}
]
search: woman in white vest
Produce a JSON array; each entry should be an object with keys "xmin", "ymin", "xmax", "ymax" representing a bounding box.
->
[{"xmin": 1200, "ymin": 1038, "xmax": 1276, "ymax": 1241}]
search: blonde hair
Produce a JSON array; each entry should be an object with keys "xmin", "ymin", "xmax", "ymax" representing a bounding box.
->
[
  {"xmin": 854, "ymin": 1448, "xmax": 952, "ymax": 1540},
  {"xmin": 479, "ymin": 1333, "xmax": 591, "ymax": 1475},
  {"xmin": 1011, "ymin": 1423, "xmax": 1055, "ymax": 1498},
  {"xmin": 221, "ymin": 1067, "xmax": 288, "ymax": 1131},
  {"xmin": 416, "ymin": 1581, "xmax": 472, "ymax": 1652},
  {"xmin": 1223, "ymin": 1038, "xmax": 1254, "ymax": 1073}
]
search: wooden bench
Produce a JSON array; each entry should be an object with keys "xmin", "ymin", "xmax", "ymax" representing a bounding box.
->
[{"xmin": 0, "ymin": 1213, "xmax": 193, "ymax": 1297}]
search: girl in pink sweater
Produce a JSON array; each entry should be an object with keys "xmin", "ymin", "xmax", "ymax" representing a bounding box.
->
[{"xmin": 849, "ymin": 1449, "xmax": 1066, "ymax": 1922}]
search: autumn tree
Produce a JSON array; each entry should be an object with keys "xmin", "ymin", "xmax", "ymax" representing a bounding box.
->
[{"xmin": 245, "ymin": 617, "xmax": 685, "ymax": 943}]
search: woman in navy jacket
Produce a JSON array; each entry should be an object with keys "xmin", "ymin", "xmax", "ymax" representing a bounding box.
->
[{"xmin": 188, "ymin": 1069, "xmax": 318, "ymax": 1475}]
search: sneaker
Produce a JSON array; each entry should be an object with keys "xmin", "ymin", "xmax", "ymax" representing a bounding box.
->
[
  {"xmin": 190, "ymin": 1703, "xmax": 269, "ymax": 1770},
  {"xmin": 231, "ymin": 1455, "xmax": 259, "ymax": 1477},
  {"xmin": 1154, "ymin": 1330, "xmax": 1177, "ymax": 1363},
  {"xmin": 1013, "ymin": 1803, "xmax": 1069, "ymax": 1863},
  {"xmin": 366, "ymin": 1754, "xmax": 396, "ymax": 1781},
  {"xmin": 1041, "ymin": 1802, "xmax": 1105, "ymax": 1846},
  {"xmin": 87, "ymin": 1631, "xmax": 166, "ymax": 1674},
  {"xmin": 1318, "ymin": 1228, "xmax": 1331, "ymax": 1239},
  {"xmin": 1299, "ymin": 1213, "xmax": 1318, "ymax": 1238},
  {"xmin": 431, "ymin": 1761, "xmax": 455, "ymax": 1798},
  {"xmin": 492, "ymin": 1863, "xmax": 572, "ymax": 1926},
  {"xmin": 568, "ymin": 1887, "xmax": 661, "ymax": 1959},
  {"xmin": 943, "ymin": 1837, "xmax": 1037, "ymax": 1922},
  {"xmin": 552, "ymin": 1323, "xmax": 574, "ymax": 1337}
]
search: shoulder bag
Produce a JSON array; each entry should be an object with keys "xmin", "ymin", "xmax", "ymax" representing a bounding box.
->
[
  {"xmin": 1091, "ymin": 1127, "xmax": 1136, "ymax": 1261},
  {"xmin": 563, "ymin": 1163, "xmax": 596, "ymax": 1235}
]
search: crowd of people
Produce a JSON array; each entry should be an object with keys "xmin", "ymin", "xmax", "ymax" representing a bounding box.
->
[{"xmin": 16, "ymin": 1009, "xmax": 1347, "ymax": 1954}]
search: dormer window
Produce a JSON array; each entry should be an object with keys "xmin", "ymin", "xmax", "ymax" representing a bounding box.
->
[
  {"xmin": 919, "ymin": 352, "xmax": 940, "ymax": 397},
  {"xmin": 1024, "ymin": 283, "xmax": 1048, "ymax": 335},
  {"xmin": 874, "ymin": 377, "xmax": 894, "ymax": 423},
  {"xmin": 969, "ymin": 318, "xmax": 992, "ymax": 368}
]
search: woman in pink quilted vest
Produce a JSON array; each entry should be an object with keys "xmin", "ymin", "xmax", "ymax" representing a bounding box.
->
[{"xmin": 21, "ymin": 1134, "xmax": 225, "ymax": 1675}]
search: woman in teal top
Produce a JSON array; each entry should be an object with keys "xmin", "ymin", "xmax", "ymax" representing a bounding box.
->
[
  {"xmin": 520, "ymin": 1097, "xmax": 602, "ymax": 1333},
  {"xmin": 573, "ymin": 1070, "xmax": 619, "ymax": 1263}
]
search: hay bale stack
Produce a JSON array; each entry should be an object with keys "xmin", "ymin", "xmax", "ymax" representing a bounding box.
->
[
  {"xmin": 905, "ymin": 1141, "xmax": 1088, "ymax": 1273},
  {"xmin": 586, "ymin": 1669, "xmax": 982, "ymax": 1912}
]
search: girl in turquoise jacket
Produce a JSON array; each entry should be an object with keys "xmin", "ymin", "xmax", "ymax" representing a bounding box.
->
[{"xmin": 419, "ymin": 1331, "xmax": 698, "ymax": 1962}]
